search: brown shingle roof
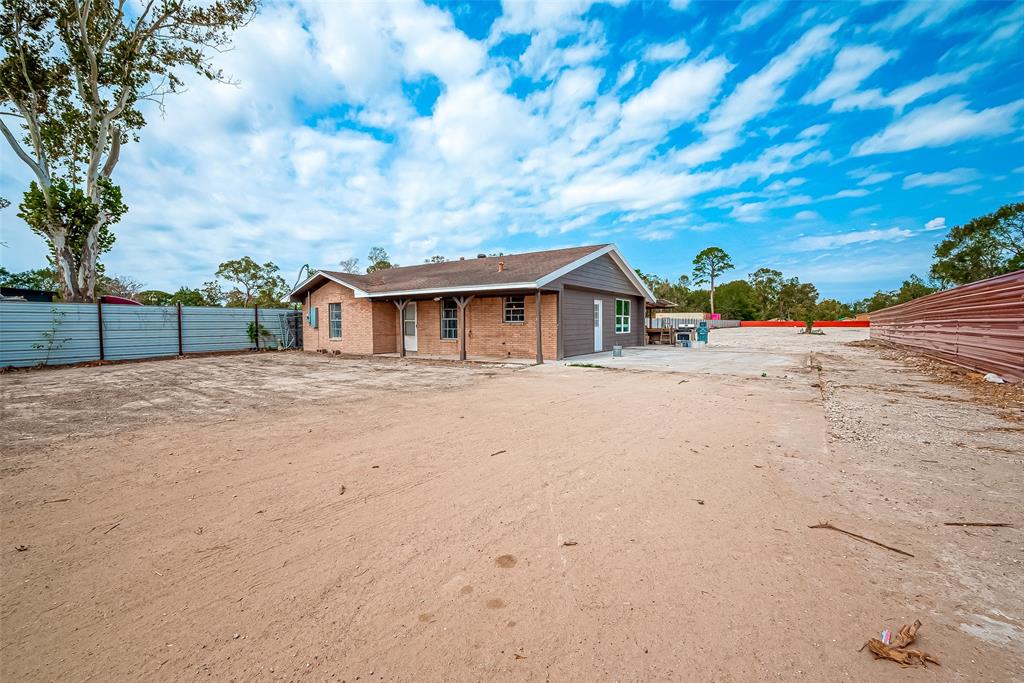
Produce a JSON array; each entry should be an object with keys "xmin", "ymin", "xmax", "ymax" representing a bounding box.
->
[{"xmin": 317, "ymin": 244, "xmax": 609, "ymax": 294}]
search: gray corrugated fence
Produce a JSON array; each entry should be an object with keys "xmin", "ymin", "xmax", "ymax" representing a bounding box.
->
[
  {"xmin": 648, "ymin": 317, "xmax": 741, "ymax": 329},
  {"xmin": 870, "ymin": 270, "xmax": 1023, "ymax": 382},
  {"xmin": 0, "ymin": 301, "xmax": 300, "ymax": 368}
]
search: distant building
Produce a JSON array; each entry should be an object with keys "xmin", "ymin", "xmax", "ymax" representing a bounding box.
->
[{"xmin": 0, "ymin": 287, "xmax": 56, "ymax": 303}]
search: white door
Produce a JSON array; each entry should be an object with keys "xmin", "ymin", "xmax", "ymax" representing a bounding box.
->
[
  {"xmin": 593, "ymin": 299, "xmax": 603, "ymax": 352},
  {"xmin": 403, "ymin": 302, "xmax": 418, "ymax": 352}
]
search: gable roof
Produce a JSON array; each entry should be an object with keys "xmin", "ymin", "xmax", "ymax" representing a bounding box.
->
[{"xmin": 288, "ymin": 244, "xmax": 655, "ymax": 302}]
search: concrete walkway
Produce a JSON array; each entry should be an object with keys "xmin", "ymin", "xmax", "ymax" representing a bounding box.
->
[{"xmin": 555, "ymin": 344, "xmax": 803, "ymax": 377}]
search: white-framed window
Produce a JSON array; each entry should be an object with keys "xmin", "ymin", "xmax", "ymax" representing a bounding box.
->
[
  {"xmin": 615, "ymin": 298, "xmax": 631, "ymax": 334},
  {"xmin": 440, "ymin": 298, "xmax": 458, "ymax": 339},
  {"xmin": 503, "ymin": 296, "xmax": 525, "ymax": 323},
  {"xmin": 329, "ymin": 303, "xmax": 342, "ymax": 339}
]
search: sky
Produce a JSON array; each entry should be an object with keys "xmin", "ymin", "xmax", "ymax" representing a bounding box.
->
[{"xmin": 1, "ymin": 0, "xmax": 1023, "ymax": 301}]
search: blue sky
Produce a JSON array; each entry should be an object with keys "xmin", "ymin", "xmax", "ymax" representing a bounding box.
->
[{"xmin": 2, "ymin": 0, "xmax": 1023, "ymax": 300}]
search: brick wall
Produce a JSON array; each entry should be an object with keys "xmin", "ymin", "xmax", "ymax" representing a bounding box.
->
[
  {"xmin": 371, "ymin": 301, "xmax": 398, "ymax": 353},
  {"xmin": 412, "ymin": 293, "xmax": 558, "ymax": 359},
  {"xmin": 302, "ymin": 282, "xmax": 376, "ymax": 354},
  {"xmin": 303, "ymin": 286, "xmax": 559, "ymax": 359}
]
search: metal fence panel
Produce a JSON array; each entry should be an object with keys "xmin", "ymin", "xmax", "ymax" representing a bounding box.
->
[
  {"xmin": 0, "ymin": 302, "xmax": 101, "ymax": 367},
  {"xmin": 0, "ymin": 302, "xmax": 300, "ymax": 368},
  {"xmin": 870, "ymin": 270, "xmax": 1024, "ymax": 382},
  {"xmin": 103, "ymin": 305, "xmax": 180, "ymax": 361},
  {"xmin": 649, "ymin": 317, "xmax": 741, "ymax": 329}
]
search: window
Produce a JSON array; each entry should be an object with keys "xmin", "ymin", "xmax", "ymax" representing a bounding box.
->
[
  {"xmin": 309, "ymin": 306, "xmax": 318, "ymax": 329},
  {"xmin": 440, "ymin": 298, "xmax": 458, "ymax": 339},
  {"xmin": 329, "ymin": 303, "xmax": 342, "ymax": 338},
  {"xmin": 503, "ymin": 296, "xmax": 525, "ymax": 323},
  {"xmin": 615, "ymin": 299, "xmax": 631, "ymax": 333}
]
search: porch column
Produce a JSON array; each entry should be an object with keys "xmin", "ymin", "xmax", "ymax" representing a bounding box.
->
[
  {"xmin": 453, "ymin": 295, "xmax": 474, "ymax": 361},
  {"xmin": 535, "ymin": 290, "xmax": 543, "ymax": 364},
  {"xmin": 393, "ymin": 299, "xmax": 408, "ymax": 357}
]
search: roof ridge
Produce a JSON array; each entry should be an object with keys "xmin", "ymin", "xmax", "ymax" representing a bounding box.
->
[{"xmin": 321, "ymin": 243, "xmax": 608, "ymax": 276}]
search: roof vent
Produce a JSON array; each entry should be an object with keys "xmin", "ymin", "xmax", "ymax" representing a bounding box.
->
[
  {"xmin": 459, "ymin": 256, "xmax": 465, "ymax": 261},
  {"xmin": 497, "ymin": 261, "xmax": 505, "ymax": 273},
  {"xmin": 477, "ymin": 253, "xmax": 487, "ymax": 258}
]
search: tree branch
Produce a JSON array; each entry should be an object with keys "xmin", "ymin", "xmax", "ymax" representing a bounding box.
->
[{"xmin": 0, "ymin": 117, "xmax": 49, "ymax": 189}]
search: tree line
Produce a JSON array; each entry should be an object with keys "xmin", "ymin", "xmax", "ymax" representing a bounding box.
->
[{"xmin": 639, "ymin": 202, "xmax": 1022, "ymax": 321}]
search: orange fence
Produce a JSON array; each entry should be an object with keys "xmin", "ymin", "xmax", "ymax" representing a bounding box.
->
[
  {"xmin": 739, "ymin": 320, "xmax": 870, "ymax": 327},
  {"xmin": 870, "ymin": 270, "xmax": 1024, "ymax": 382}
]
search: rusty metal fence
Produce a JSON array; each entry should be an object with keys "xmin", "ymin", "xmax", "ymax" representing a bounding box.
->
[{"xmin": 869, "ymin": 270, "xmax": 1024, "ymax": 382}]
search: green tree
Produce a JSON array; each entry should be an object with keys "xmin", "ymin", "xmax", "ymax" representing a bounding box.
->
[
  {"xmin": 712, "ymin": 280, "xmax": 758, "ymax": 320},
  {"xmin": 692, "ymin": 247, "xmax": 733, "ymax": 315},
  {"xmin": 136, "ymin": 289, "xmax": 172, "ymax": 306},
  {"xmin": 930, "ymin": 203, "xmax": 1024, "ymax": 286},
  {"xmin": 0, "ymin": 265, "xmax": 60, "ymax": 291},
  {"xmin": 895, "ymin": 274, "xmax": 938, "ymax": 304},
  {"xmin": 169, "ymin": 287, "xmax": 209, "ymax": 306},
  {"xmin": 813, "ymin": 299, "xmax": 849, "ymax": 321},
  {"xmin": 424, "ymin": 255, "xmax": 447, "ymax": 263},
  {"xmin": 215, "ymin": 257, "xmax": 286, "ymax": 307},
  {"xmin": 748, "ymin": 267, "xmax": 783, "ymax": 320},
  {"xmin": 0, "ymin": 0, "xmax": 257, "ymax": 302},
  {"xmin": 777, "ymin": 277, "xmax": 818, "ymax": 320},
  {"xmin": 366, "ymin": 246, "xmax": 395, "ymax": 273}
]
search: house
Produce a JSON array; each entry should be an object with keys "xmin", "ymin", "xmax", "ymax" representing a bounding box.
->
[{"xmin": 287, "ymin": 244, "xmax": 655, "ymax": 362}]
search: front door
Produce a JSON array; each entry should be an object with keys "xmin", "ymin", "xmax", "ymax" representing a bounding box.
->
[
  {"xmin": 593, "ymin": 299, "xmax": 603, "ymax": 352},
  {"xmin": 403, "ymin": 302, "xmax": 418, "ymax": 352}
]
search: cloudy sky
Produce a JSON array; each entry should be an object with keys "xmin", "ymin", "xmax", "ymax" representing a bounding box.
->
[{"xmin": 2, "ymin": 0, "xmax": 1023, "ymax": 300}]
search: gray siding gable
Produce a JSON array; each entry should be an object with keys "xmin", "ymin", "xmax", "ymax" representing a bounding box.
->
[{"xmin": 549, "ymin": 254, "xmax": 646, "ymax": 297}]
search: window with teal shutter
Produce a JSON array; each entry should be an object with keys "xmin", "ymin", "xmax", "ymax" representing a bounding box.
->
[{"xmin": 309, "ymin": 307, "xmax": 318, "ymax": 328}]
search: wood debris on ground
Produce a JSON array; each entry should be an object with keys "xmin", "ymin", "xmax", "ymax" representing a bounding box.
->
[{"xmin": 861, "ymin": 619, "xmax": 939, "ymax": 667}]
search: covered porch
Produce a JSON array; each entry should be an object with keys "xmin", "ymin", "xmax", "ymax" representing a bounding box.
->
[{"xmin": 377, "ymin": 288, "xmax": 558, "ymax": 364}]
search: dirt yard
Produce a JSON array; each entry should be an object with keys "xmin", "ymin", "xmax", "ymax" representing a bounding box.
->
[{"xmin": 1, "ymin": 334, "xmax": 1021, "ymax": 681}]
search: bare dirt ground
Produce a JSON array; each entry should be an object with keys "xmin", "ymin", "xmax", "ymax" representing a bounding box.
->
[{"xmin": 1, "ymin": 335, "xmax": 1021, "ymax": 681}]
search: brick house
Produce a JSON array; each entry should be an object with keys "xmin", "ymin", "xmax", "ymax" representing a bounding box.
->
[{"xmin": 287, "ymin": 244, "xmax": 655, "ymax": 362}]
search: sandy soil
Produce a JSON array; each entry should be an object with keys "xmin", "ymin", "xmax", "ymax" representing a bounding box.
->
[{"xmin": 1, "ymin": 339, "xmax": 1021, "ymax": 681}]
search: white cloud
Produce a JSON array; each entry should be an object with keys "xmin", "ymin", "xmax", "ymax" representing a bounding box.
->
[
  {"xmin": 854, "ymin": 96, "xmax": 1024, "ymax": 156},
  {"xmin": 642, "ymin": 39, "xmax": 690, "ymax": 63},
  {"xmin": 795, "ymin": 210, "xmax": 820, "ymax": 220},
  {"xmin": 874, "ymin": 0, "xmax": 969, "ymax": 33},
  {"xmin": 902, "ymin": 167, "xmax": 980, "ymax": 188},
  {"xmin": 856, "ymin": 172, "xmax": 894, "ymax": 186},
  {"xmin": 924, "ymin": 217, "xmax": 946, "ymax": 231},
  {"xmin": 830, "ymin": 66, "xmax": 978, "ymax": 113},
  {"xmin": 802, "ymin": 44, "xmax": 897, "ymax": 106},
  {"xmin": 617, "ymin": 57, "xmax": 731, "ymax": 140},
  {"xmin": 677, "ymin": 21, "xmax": 840, "ymax": 166},
  {"xmin": 731, "ymin": 1, "xmax": 783, "ymax": 33},
  {"xmin": 792, "ymin": 227, "xmax": 913, "ymax": 251}
]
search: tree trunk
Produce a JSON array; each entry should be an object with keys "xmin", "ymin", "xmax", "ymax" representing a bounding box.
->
[
  {"xmin": 51, "ymin": 233, "xmax": 83, "ymax": 302},
  {"xmin": 709, "ymin": 274, "xmax": 715, "ymax": 316}
]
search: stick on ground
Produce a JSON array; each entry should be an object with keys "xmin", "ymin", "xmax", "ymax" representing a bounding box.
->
[
  {"xmin": 943, "ymin": 522, "xmax": 1013, "ymax": 527},
  {"xmin": 809, "ymin": 522, "xmax": 914, "ymax": 557}
]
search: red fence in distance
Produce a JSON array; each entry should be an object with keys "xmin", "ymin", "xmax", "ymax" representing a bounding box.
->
[{"xmin": 739, "ymin": 320, "xmax": 870, "ymax": 327}]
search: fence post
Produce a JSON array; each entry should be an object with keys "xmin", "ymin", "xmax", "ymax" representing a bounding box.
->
[
  {"xmin": 177, "ymin": 302, "xmax": 184, "ymax": 356},
  {"xmin": 96, "ymin": 300, "xmax": 105, "ymax": 361},
  {"xmin": 254, "ymin": 304, "xmax": 260, "ymax": 351}
]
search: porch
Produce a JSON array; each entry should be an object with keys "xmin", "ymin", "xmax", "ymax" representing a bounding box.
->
[{"xmin": 382, "ymin": 290, "xmax": 558, "ymax": 363}]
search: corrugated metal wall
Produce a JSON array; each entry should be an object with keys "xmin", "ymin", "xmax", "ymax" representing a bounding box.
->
[
  {"xmin": 870, "ymin": 270, "xmax": 1024, "ymax": 382},
  {"xmin": 0, "ymin": 302, "xmax": 299, "ymax": 368}
]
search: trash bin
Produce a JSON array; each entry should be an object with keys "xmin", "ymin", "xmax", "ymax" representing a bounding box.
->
[{"xmin": 612, "ymin": 345, "xmax": 623, "ymax": 357}]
